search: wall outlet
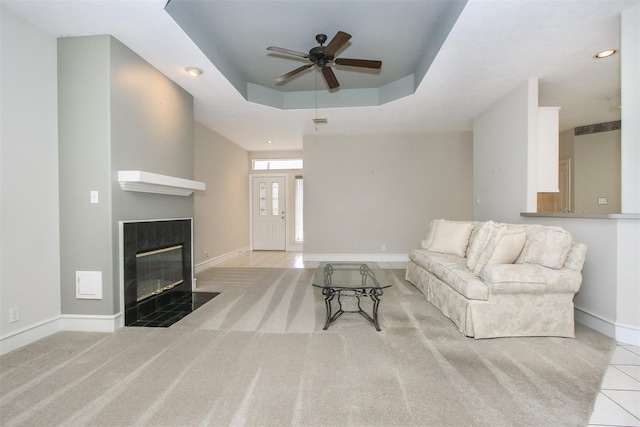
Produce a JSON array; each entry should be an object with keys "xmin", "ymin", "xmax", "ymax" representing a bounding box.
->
[
  {"xmin": 9, "ymin": 307, "xmax": 20, "ymax": 323},
  {"xmin": 598, "ymin": 197, "xmax": 607, "ymax": 205},
  {"xmin": 204, "ymin": 250, "xmax": 210, "ymax": 258},
  {"xmin": 381, "ymin": 244, "xmax": 386, "ymax": 252}
]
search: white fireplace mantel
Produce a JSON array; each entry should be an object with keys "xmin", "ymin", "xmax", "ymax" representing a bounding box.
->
[{"xmin": 118, "ymin": 170, "xmax": 206, "ymax": 196}]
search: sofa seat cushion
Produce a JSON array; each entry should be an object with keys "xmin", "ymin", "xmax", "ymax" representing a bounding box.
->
[
  {"xmin": 409, "ymin": 249, "xmax": 488, "ymax": 301},
  {"xmin": 481, "ymin": 263, "xmax": 583, "ymax": 294}
]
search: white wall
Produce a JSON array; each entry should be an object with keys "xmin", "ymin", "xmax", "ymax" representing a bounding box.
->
[
  {"xmin": 473, "ymin": 79, "xmax": 538, "ymax": 223},
  {"xmin": 0, "ymin": 8, "xmax": 62, "ymax": 354},
  {"xmin": 303, "ymin": 132, "xmax": 473, "ymax": 260},
  {"xmin": 617, "ymin": 4, "xmax": 640, "ymax": 345},
  {"xmin": 621, "ymin": 4, "xmax": 640, "ymax": 213}
]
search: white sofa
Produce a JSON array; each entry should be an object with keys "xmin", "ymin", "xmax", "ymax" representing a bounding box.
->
[{"xmin": 405, "ymin": 219, "xmax": 587, "ymax": 339}]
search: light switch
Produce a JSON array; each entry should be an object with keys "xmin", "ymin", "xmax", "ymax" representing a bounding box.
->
[{"xmin": 90, "ymin": 191, "xmax": 99, "ymax": 204}]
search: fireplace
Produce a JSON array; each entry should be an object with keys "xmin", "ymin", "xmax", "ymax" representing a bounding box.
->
[
  {"xmin": 121, "ymin": 218, "xmax": 217, "ymax": 327},
  {"xmin": 136, "ymin": 244, "xmax": 184, "ymax": 301}
]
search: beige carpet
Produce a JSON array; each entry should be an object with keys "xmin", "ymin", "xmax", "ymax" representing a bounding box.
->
[{"xmin": 0, "ymin": 268, "xmax": 615, "ymax": 426}]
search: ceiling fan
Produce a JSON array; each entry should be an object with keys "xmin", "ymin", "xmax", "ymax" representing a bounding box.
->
[{"xmin": 267, "ymin": 31, "xmax": 382, "ymax": 90}]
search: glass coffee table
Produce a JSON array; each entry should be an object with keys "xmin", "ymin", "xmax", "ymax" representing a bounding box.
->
[{"xmin": 312, "ymin": 262, "xmax": 391, "ymax": 331}]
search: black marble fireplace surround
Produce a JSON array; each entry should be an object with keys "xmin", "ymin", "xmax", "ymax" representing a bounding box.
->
[{"xmin": 123, "ymin": 219, "xmax": 217, "ymax": 327}]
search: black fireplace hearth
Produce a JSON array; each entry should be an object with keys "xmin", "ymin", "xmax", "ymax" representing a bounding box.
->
[{"xmin": 127, "ymin": 290, "xmax": 219, "ymax": 327}]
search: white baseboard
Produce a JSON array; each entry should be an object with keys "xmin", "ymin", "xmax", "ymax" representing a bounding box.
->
[
  {"xmin": 0, "ymin": 313, "xmax": 123, "ymax": 356},
  {"xmin": 542, "ymin": 307, "xmax": 640, "ymax": 346},
  {"xmin": 0, "ymin": 315, "xmax": 62, "ymax": 356},
  {"xmin": 615, "ymin": 322, "xmax": 640, "ymax": 346},
  {"xmin": 575, "ymin": 306, "xmax": 617, "ymax": 339},
  {"xmin": 59, "ymin": 313, "xmax": 123, "ymax": 333},
  {"xmin": 195, "ymin": 246, "xmax": 251, "ymax": 273},
  {"xmin": 303, "ymin": 253, "xmax": 409, "ymax": 263}
]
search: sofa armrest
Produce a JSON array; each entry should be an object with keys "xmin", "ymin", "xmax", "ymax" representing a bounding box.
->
[{"xmin": 481, "ymin": 263, "xmax": 583, "ymax": 295}]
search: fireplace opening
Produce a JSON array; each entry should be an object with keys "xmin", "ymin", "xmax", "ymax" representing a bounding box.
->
[{"xmin": 136, "ymin": 244, "xmax": 184, "ymax": 302}]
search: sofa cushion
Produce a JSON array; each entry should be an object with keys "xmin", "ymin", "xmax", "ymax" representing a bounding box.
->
[
  {"xmin": 466, "ymin": 221, "xmax": 501, "ymax": 270},
  {"xmin": 420, "ymin": 219, "xmax": 474, "ymax": 257},
  {"xmin": 409, "ymin": 249, "xmax": 488, "ymax": 300},
  {"xmin": 481, "ymin": 263, "xmax": 583, "ymax": 294},
  {"xmin": 474, "ymin": 229, "xmax": 526, "ymax": 275},
  {"xmin": 516, "ymin": 226, "xmax": 573, "ymax": 269}
]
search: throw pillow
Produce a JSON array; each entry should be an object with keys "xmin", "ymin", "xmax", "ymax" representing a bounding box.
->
[
  {"xmin": 473, "ymin": 230, "xmax": 527, "ymax": 275},
  {"xmin": 423, "ymin": 219, "xmax": 474, "ymax": 257},
  {"xmin": 516, "ymin": 226, "xmax": 573, "ymax": 269},
  {"xmin": 466, "ymin": 221, "xmax": 501, "ymax": 270}
]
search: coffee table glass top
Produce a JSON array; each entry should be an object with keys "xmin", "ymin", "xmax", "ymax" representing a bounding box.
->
[{"xmin": 312, "ymin": 262, "xmax": 391, "ymax": 290}]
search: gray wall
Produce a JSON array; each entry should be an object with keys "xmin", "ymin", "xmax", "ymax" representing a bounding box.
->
[
  {"xmin": 303, "ymin": 133, "xmax": 473, "ymax": 256},
  {"xmin": 574, "ymin": 130, "xmax": 621, "ymax": 213},
  {"xmin": 194, "ymin": 122, "xmax": 250, "ymax": 266},
  {"xmin": 58, "ymin": 35, "xmax": 194, "ymax": 316}
]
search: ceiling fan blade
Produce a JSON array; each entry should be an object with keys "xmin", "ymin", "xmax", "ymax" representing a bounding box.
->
[
  {"xmin": 321, "ymin": 67, "xmax": 339, "ymax": 89},
  {"xmin": 335, "ymin": 58, "xmax": 382, "ymax": 69},
  {"xmin": 267, "ymin": 46, "xmax": 309, "ymax": 59},
  {"xmin": 276, "ymin": 64, "xmax": 314, "ymax": 82},
  {"xmin": 324, "ymin": 31, "xmax": 351, "ymax": 56}
]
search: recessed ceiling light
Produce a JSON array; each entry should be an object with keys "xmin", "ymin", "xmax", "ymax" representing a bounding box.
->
[
  {"xmin": 594, "ymin": 49, "xmax": 617, "ymax": 59},
  {"xmin": 185, "ymin": 67, "xmax": 204, "ymax": 77}
]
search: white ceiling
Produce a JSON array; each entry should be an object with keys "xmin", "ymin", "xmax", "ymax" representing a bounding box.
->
[{"xmin": 3, "ymin": 0, "xmax": 634, "ymax": 152}]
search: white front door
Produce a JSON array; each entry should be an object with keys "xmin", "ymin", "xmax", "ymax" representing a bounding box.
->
[{"xmin": 252, "ymin": 176, "xmax": 286, "ymax": 250}]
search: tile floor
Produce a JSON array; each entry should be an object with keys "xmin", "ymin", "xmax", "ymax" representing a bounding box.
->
[
  {"xmin": 213, "ymin": 251, "xmax": 640, "ymax": 426},
  {"xmin": 588, "ymin": 344, "xmax": 640, "ymax": 427},
  {"xmin": 213, "ymin": 250, "xmax": 406, "ymax": 270}
]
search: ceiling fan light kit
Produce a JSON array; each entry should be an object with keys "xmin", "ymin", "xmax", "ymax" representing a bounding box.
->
[{"xmin": 267, "ymin": 31, "xmax": 382, "ymax": 90}]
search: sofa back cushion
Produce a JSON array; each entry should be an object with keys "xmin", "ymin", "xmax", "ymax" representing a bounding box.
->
[
  {"xmin": 420, "ymin": 219, "xmax": 474, "ymax": 257},
  {"xmin": 516, "ymin": 225, "xmax": 573, "ymax": 269},
  {"xmin": 466, "ymin": 221, "xmax": 501, "ymax": 270},
  {"xmin": 473, "ymin": 229, "xmax": 527, "ymax": 275}
]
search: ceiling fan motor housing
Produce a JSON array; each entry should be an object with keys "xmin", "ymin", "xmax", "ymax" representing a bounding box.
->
[{"xmin": 309, "ymin": 46, "xmax": 333, "ymax": 65}]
